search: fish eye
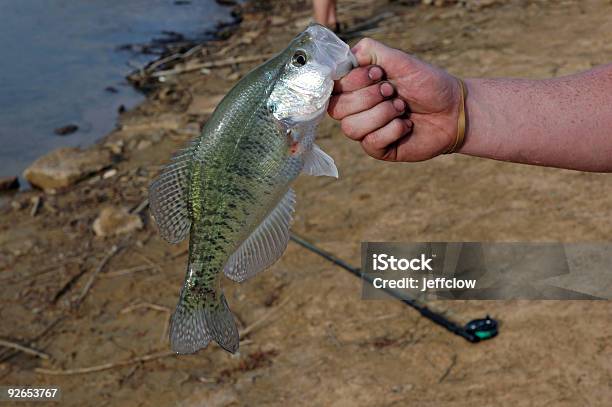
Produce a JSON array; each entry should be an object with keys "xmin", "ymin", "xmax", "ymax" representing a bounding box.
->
[{"xmin": 292, "ymin": 50, "xmax": 308, "ymax": 67}]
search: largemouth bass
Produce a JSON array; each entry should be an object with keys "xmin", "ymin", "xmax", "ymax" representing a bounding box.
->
[{"xmin": 149, "ymin": 24, "xmax": 356, "ymax": 354}]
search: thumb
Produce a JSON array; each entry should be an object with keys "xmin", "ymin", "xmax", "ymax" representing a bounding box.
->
[{"xmin": 351, "ymin": 38, "xmax": 395, "ymax": 67}]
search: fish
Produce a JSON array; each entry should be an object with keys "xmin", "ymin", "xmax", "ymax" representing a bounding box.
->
[{"xmin": 149, "ymin": 24, "xmax": 357, "ymax": 354}]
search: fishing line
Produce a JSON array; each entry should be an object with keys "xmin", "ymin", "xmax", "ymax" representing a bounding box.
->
[{"xmin": 289, "ymin": 233, "xmax": 498, "ymax": 343}]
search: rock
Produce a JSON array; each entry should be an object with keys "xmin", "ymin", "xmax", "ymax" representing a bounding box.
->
[
  {"xmin": 105, "ymin": 140, "xmax": 124, "ymax": 155},
  {"xmin": 271, "ymin": 16, "xmax": 288, "ymax": 26},
  {"xmin": 24, "ymin": 147, "xmax": 113, "ymax": 191},
  {"xmin": 53, "ymin": 124, "xmax": 79, "ymax": 136},
  {"xmin": 136, "ymin": 139, "xmax": 153, "ymax": 150},
  {"xmin": 93, "ymin": 206, "xmax": 143, "ymax": 237},
  {"xmin": 102, "ymin": 169, "xmax": 117, "ymax": 179},
  {"xmin": 0, "ymin": 176, "xmax": 19, "ymax": 191}
]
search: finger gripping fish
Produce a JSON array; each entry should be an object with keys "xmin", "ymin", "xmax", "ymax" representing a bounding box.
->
[{"xmin": 149, "ymin": 25, "xmax": 356, "ymax": 354}]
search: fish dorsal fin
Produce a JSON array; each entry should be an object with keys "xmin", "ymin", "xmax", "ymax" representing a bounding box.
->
[
  {"xmin": 224, "ymin": 188, "xmax": 296, "ymax": 282},
  {"xmin": 148, "ymin": 142, "xmax": 195, "ymax": 244},
  {"xmin": 302, "ymin": 144, "xmax": 338, "ymax": 178}
]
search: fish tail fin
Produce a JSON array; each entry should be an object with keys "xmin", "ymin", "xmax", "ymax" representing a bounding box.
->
[
  {"xmin": 204, "ymin": 293, "xmax": 240, "ymax": 353},
  {"xmin": 169, "ymin": 289, "xmax": 239, "ymax": 354}
]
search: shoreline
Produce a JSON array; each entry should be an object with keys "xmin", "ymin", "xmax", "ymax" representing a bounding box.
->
[
  {"xmin": 0, "ymin": 0, "xmax": 246, "ymax": 194},
  {"xmin": 10, "ymin": 0, "xmax": 264, "ymax": 196}
]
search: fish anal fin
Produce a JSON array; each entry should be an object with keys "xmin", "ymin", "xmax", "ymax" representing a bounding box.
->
[{"xmin": 224, "ymin": 188, "xmax": 296, "ymax": 282}]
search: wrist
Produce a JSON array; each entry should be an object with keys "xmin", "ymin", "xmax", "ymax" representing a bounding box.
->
[
  {"xmin": 455, "ymin": 78, "xmax": 498, "ymax": 157},
  {"xmin": 443, "ymin": 77, "xmax": 467, "ymax": 154}
]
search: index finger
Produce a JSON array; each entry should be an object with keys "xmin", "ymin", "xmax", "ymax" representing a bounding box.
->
[{"xmin": 333, "ymin": 65, "xmax": 385, "ymax": 94}]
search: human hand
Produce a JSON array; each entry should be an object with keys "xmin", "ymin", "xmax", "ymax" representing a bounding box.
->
[{"xmin": 328, "ymin": 38, "xmax": 463, "ymax": 161}]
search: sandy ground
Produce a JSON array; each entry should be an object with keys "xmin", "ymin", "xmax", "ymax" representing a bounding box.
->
[{"xmin": 1, "ymin": 0, "xmax": 611, "ymax": 406}]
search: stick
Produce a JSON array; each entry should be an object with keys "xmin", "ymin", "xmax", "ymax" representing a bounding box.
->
[
  {"xmin": 100, "ymin": 265, "xmax": 152, "ymax": 278},
  {"xmin": 0, "ymin": 263, "xmax": 60, "ymax": 282},
  {"xmin": 34, "ymin": 350, "xmax": 175, "ymax": 376},
  {"xmin": 53, "ymin": 265, "xmax": 88, "ymax": 304},
  {"xmin": 131, "ymin": 198, "xmax": 149, "ymax": 215},
  {"xmin": 0, "ymin": 315, "xmax": 65, "ymax": 363},
  {"xmin": 119, "ymin": 302, "xmax": 171, "ymax": 343},
  {"xmin": 120, "ymin": 302, "xmax": 170, "ymax": 314},
  {"xmin": 0, "ymin": 339, "xmax": 50, "ymax": 360},
  {"xmin": 438, "ymin": 354, "xmax": 457, "ymax": 383},
  {"xmin": 75, "ymin": 244, "xmax": 122, "ymax": 305},
  {"xmin": 136, "ymin": 252, "xmax": 162, "ymax": 273},
  {"xmin": 239, "ymin": 295, "xmax": 292, "ymax": 338},
  {"xmin": 30, "ymin": 196, "xmax": 41, "ymax": 217},
  {"xmin": 151, "ymin": 53, "xmax": 274, "ymax": 78},
  {"xmin": 144, "ymin": 43, "xmax": 204, "ymax": 73},
  {"xmin": 160, "ymin": 313, "xmax": 171, "ymax": 344},
  {"xmin": 171, "ymin": 248, "xmax": 188, "ymax": 259}
]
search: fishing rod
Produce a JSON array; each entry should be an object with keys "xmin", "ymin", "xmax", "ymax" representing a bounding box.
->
[{"xmin": 289, "ymin": 233, "xmax": 498, "ymax": 343}]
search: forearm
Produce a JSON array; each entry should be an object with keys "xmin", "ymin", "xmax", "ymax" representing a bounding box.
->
[{"xmin": 460, "ymin": 65, "xmax": 612, "ymax": 172}]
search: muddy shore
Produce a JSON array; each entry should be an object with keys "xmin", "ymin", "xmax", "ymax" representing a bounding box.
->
[{"xmin": 1, "ymin": 1, "xmax": 612, "ymax": 406}]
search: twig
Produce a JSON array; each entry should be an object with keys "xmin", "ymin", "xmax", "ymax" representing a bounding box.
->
[
  {"xmin": 120, "ymin": 302, "xmax": 170, "ymax": 314},
  {"xmin": 34, "ymin": 350, "xmax": 175, "ymax": 376},
  {"xmin": 30, "ymin": 196, "xmax": 41, "ymax": 217},
  {"xmin": 75, "ymin": 244, "xmax": 123, "ymax": 305},
  {"xmin": 145, "ymin": 54, "xmax": 182, "ymax": 73},
  {"xmin": 0, "ymin": 339, "xmax": 50, "ymax": 360},
  {"xmin": 53, "ymin": 264, "xmax": 87, "ymax": 304},
  {"xmin": 161, "ymin": 313, "xmax": 171, "ymax": 344},
  {"xmin": 171, "ymin": 248, "xmax": 188, "ymax": 259},
  {"xmin": 136, "ymin": 252, "xmax": 162, "ymax": 272},
  {"xmin": 0, "ymin": 263, "xmax": 62, "ymax": 282},
  {"xmin": 131, "ymin": 198, "xmax": 149, "ymax": 215},
  {"xmin": 0, "ymin": 315, "xmax": 65, "ymax": 363},
  {"xmin": 100, "ymin": 265, "xmax": 152, "ymax": 278},
  {"xmin": 438, "ymin": 354, "xmax": 457, "ymax": 383},
  {"xmin": 151, "ymin": 53, "xmax": 274, "ymax": 78},
  {"xmin": 120, "ymin": 302, "xmax": 171, "ymax": 344},
  {"xmin": 239, "ymin": 295, "xmax": 292, "ymax": 338},
  {"xmin": 145, "ymin": 43, "xmax": 203, "ymax": 73}
]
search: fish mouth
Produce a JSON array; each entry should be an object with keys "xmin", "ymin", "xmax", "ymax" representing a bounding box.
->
[{"xmin": 305, "ymin": 24, "xmax": 358, "ymax": 80}]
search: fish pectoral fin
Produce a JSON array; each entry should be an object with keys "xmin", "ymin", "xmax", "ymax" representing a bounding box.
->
[
  {"xmin": 224, "ymin": 188, "xmax": 296, "ymax": 282},
  {"xmin": 302, "ymin": 143, "xmax": 339, "ymax": 178},
  {"xmin": 149, "ymin": 141, "xmax": 196, "ymax": 244}
]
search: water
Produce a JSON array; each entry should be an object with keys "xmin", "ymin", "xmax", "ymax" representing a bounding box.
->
[{"xmin": 0, "ymin": 0, "xmax": 234, "ymax": 181}]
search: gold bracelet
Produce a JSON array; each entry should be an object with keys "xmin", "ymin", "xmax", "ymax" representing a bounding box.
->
[{"xmin": 443, "ymin": 77, "xmax": 467, "ymax": 154}]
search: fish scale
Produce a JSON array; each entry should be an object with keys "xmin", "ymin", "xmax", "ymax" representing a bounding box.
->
[{"xmin": 149, "ymin": 24, "xmax": 356, "ymax": 354}]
